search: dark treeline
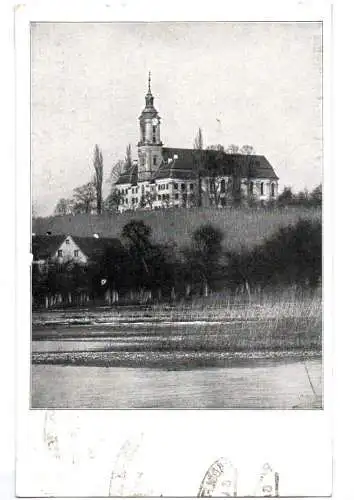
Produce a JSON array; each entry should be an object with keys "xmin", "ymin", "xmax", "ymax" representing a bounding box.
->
[{"xmin": 32, "ymin": 218, "xmax": 322, "ymax": 308}]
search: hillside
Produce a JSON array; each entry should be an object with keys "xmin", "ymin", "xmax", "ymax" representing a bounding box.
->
[{"xmin": 32, "ymin": 206, "xmax": 321, "ymax": 250}]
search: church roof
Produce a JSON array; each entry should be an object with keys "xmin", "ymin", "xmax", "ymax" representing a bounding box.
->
[
  {"xmin": 152, "ymin": 147, "xmax": 278, "ymax": 181},
  {"xmin": 115, "ymin": 163, "xmax": 138, "ymax": 186}
]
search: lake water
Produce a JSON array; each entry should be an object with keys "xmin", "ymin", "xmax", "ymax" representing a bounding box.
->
[
  {"xmin": 32, "ymin": 313, "xmax": 322, "ymax": 409},
  {"xmin": 32, "ymin": 359, "xmax": 322, "ymax": 409}
]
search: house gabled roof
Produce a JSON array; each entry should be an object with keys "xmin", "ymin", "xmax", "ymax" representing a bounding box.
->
[
  {"xmin": 115, "ymin": 163, "xmax": 138, "ymax": 186},
  {"xmin": 32, "ymin": 235, "xmax": 66, "ymax": 260},
  {"xmin": 32, "ymin": 234, "xmax": 124, "ymax": 262},
  {"xmin": 70, "ymin": 236, "xmax": 124, "ymax": 261}
]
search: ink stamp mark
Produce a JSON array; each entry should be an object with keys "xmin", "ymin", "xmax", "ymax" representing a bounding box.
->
[
  {"xmin": 198, "ymin": 457, "xmax": 237, "ymax": 497},
  {"xmin": 255, "ymin": 462, "xmax": 280, "ymax": 497},
  {"xmin": 108, "ymin": 433, "xmax": 145, "ymax": 496}
]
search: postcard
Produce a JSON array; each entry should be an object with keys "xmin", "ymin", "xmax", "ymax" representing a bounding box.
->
[{"xmin": 15, "ymin": 0, "xmax": 332, "ymax": 497}]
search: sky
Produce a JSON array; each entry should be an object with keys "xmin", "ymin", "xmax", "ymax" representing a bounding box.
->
[{"xmin": 31, "ymin": 22, "xmax": 322, "ymax": 216}]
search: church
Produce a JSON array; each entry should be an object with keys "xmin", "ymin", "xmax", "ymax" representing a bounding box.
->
[{"xmin": 115, "ymin": 74, "xmax": 279, "ymax": 211}]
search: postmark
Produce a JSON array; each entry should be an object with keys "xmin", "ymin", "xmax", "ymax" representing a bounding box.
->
[
  {"xmin": 254, "ymin": 462, "xmax": 280, "ymax": 497},
  {"xmin": 108, "ymin": 432, "xmax": 146, "ymax": 497},
  {"xmin": 198, "ymin": 457, "xmax": 237, "ymax": 497}
]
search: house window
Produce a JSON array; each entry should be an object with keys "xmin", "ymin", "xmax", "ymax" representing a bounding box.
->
[
  {"xmin": 65, "ymin": 239, "xmax": 70, "ymax": 245},
  {"xmin": 174, "ymin": 183, "xmax": 178, "ymax": 190},
  {"xmin": 175, "ymin": 193, "xmax": 179, "ymax": 200},
  {"xmin": 158, "ymin": 195, "xmax": 161, "ymax": 201},
  {"xmin": 57, "ymin": 250, "xmax": 63, "ymax": 257},
  {"xmin": 190, "ymin": 184, "xmax": 194, "ymax": 190},
  {"xmin": 125, "ymin": 198, "xmax": 128, "ymax": 204},
  {"xmin": 220, "ymin": 179, "xmax": 226, "ymax": 194},
  {"xmin": 181, "ymin": 183, "xmax": 186, "ymax": 191},
  {"xmin": 260, "ymin": 182, "xmax": 264, "ymax": 195},
  {"xmin": 249, "ymin": 181, "xmax": 254, "ymax": 195},
  {"xmin": 74, "ymin": 250, "xmax": 79, "ymax": 257},
  {"xmin": 271, "ymin": 183, "xmax": 275, "ymax": 197}
]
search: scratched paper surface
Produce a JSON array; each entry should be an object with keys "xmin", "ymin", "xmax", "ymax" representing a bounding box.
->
[{"xmin": 16, "ymin": 0, "xmax": 332, "ymax": 497}]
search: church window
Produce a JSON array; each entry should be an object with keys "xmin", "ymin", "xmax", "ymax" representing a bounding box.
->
[
  {"xmin": 74, "ymin": 250, "xmax": 79, "ymax": 257},
  {"xmin": 175, "ymin": 193, "xmax": 179, "ymax": 200},
  {"xmin": 181, "ymin": 183, "xmax": 186, "ymax": 191},
  {"xmin": 271, "ymin": 183, "xmax": 275, "ymax": 197},
  {"xmin": 153, "ymin": 156, "xmax": 157, "ymax": 166},
  {"xmin": 126, "ymin": 198, "xmax": 128, "ymax": 204},
  {"xmin": 249, "ymin": 181, "xmax": 254, "ymax": 195},
  {"xmin": 158, "ymin": 195, "xmax": 161, "ymax": 201},
  {"xmin": 190, "ymin": 184, "xmax": 194, "ymax": 190},
  {"xmin": 260, "ymin": 182, "xmax": 264, "ymax": 195},
  {"xmin": 221, "ymin": 198, "xmax": 226, "ymax": 207},
  {"xmin": 152, "ymin": 126, "xmax": 156, "ymax": 143},
  {"xmin": 57, "ymin": 250, "xmax": 63, "ymax": 257},
  {"xmin": 220, "ymin": 179, "xmax": 226, "ymax": 194},
  {"xmin": 174, "ymin": 183, "xmax": 178, "ymax": 190}
]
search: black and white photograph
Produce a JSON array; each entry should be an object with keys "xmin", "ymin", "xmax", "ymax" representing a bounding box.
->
[{"xmin": 30, "ymin": 21, "xmax": 323, "ymax": 410}]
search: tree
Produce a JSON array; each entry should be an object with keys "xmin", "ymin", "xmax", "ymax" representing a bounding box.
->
[
  {"xmin": 104, "ymin": 189, "xmax": 124, "ymax": 213},
  {"xmin": 310, "ymin": 184, "xmax": 322, "ymax": 206},
  {"xmin": 226, "ymin": 144, "xmax": 240, "ymax": 155},
  {"xmin": 277, "ymin": 186, "xmax": 294, "ymax": 206},
  {"xmin": 193, "ymin": 128, "xmax": 204, "ymax": 207},
  {"xmin": 72, "ymin": 182, "xmax": 96, "ymax": 214},
  {"xmin": 54, "ymin": 198, "xmax": 73, "ymax": 216},
  {"xmin": 124, "ymin": 144, "xmax": 132, "ymax": 172},
  {"xmin": 206, "ymin": 144, "xmax": 225, "ymax": 152},
  {"xmin": 239, "ymin": 144, "xmax": 256, "ymax": 155},
  {"xmin": 185, "ymin": 223, "xmax": 224, "ymax": 296},
  {"xmin": 108, "ymin": 160, "xmax": 125, "ymax": 185},
  {"xmin": 93, "ymin": 144, "xmax": 103, "ymax": 215},
  {"xmin": 122, "ymin": 220, "xmax": 157, "ymax": 293}
]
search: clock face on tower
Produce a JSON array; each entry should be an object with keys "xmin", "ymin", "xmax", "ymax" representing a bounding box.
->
[{"xmin": 152, "ymin": 118, "xmax": 158, "ymax": 126}]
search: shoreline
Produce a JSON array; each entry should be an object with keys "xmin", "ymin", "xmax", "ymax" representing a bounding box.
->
[{"xmin": 32, "ymin": 348, "xmax": 322, "ymax": 369}]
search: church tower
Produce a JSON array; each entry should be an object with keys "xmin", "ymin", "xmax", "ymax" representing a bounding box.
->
[{"xmin": 137, "ymin": 73, "xmax": 163, "ymax": 182}]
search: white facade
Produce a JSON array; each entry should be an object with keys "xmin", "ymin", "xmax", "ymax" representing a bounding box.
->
[{"xmin": 52, "ymin": 235, "xmax": 88, "ymax": 264}]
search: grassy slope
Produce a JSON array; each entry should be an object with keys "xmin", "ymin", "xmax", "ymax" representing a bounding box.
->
[{"xmin": 33, "ymin": 206, "xmax": 321, "ymax": 250}]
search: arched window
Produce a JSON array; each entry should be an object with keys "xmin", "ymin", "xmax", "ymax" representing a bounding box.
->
[
  {"xmin": 271, "ymin": 183, "xmax": 275, "ymax": 197},
  {"xmin": 260, "ymin": 182, "xmax": 264, "ymax": 196},
  {"xmin": 153, "ymin": 156, "xmax": 157, "ymax": 166},
  {"xmin": 220, "ymin": 179, "xmax": 226, "ymax": 193}
]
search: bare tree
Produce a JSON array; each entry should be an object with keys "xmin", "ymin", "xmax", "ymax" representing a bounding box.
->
[
  {"xmin": 206, "ymin": 144, "xmax": 225, "ymax": 152},
  {"xmin": 108, "ymin": 159, "xmax": 125, "ymax": 186},
  {"xmin": 54, "ymin": 198, "xmax": 73, "ymax": 216},
  {"xmin": 124, "ymin": 144, "xmax": 132, "ymax": 172},
  {"xmin": 226, "ymin": 144, "xmax": 240, "ymax": 154},
  {"xmin": 93, "ymin": 144, "xmax": 104, "ymax": 215},
  {"xmin": 239, "ymin": 144, "xmax": 256, "ymax": 155},
  {"xmin": 104, "ymin": 189, "xmax": 124, "ymax": 213},
  {"xmin": 193, "ymin": 127, "xmax": 204, "ymax": 207},
  {"xmin": 73, "ymin": 182, "xmax": 96, "ymax": 214}
]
